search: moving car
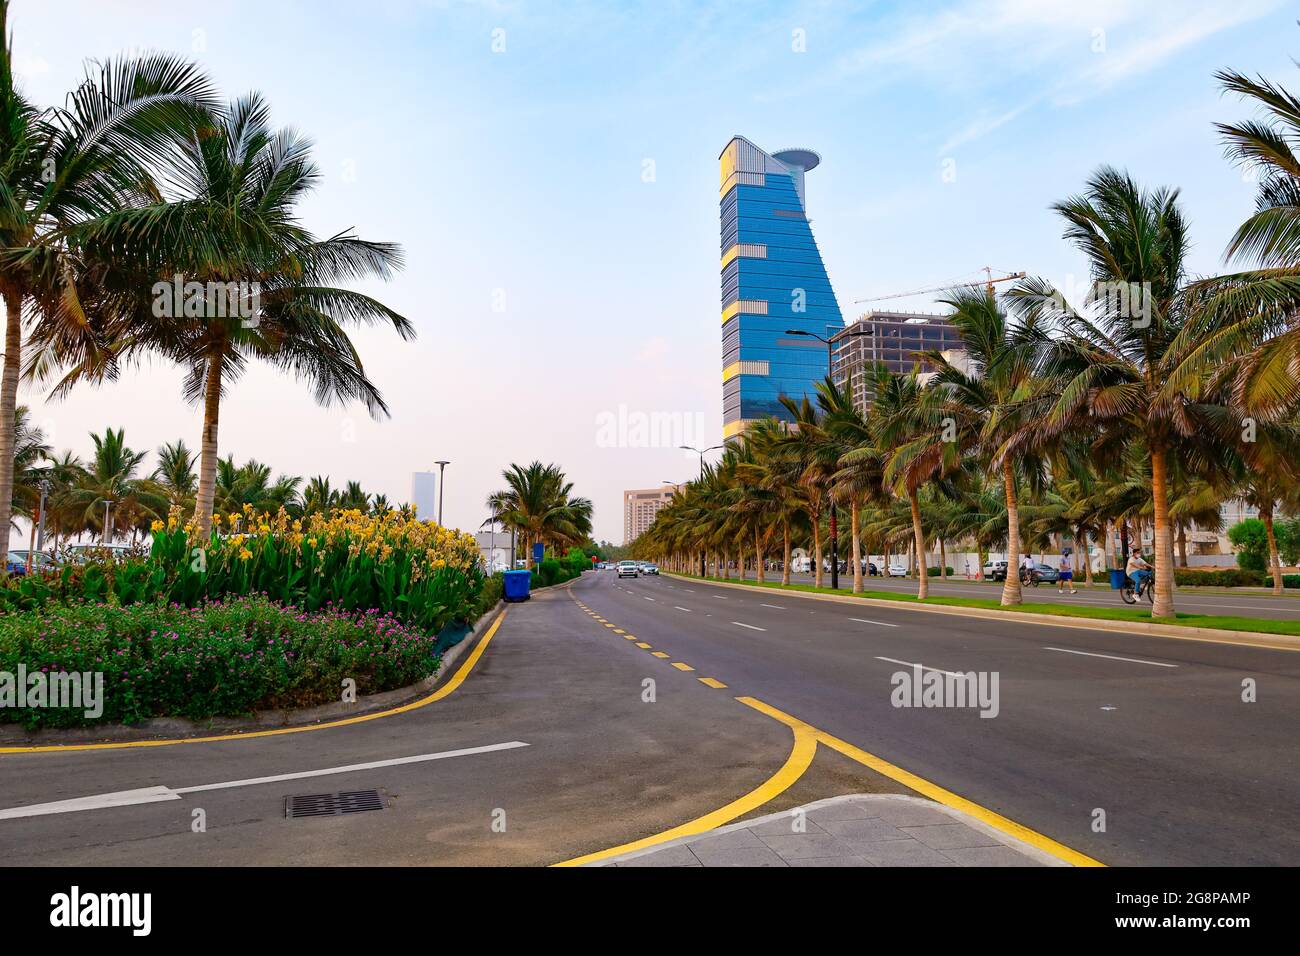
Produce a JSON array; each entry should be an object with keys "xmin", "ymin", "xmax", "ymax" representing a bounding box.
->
[
  {"xmin": 887, "ymin": 563, "xmax": 908, "ymax": 577},
  {"xmin": 643, "ymin": 563, "xmax": 659, "ymax": 575},
  {"xmin": 616, "ymin": 560, "xmax": 640, "ymax": 578}
]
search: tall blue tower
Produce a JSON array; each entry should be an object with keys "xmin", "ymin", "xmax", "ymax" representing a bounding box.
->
[{"xmin": 719, "ymin": 136, "xmax": 843, "ymax": 439}]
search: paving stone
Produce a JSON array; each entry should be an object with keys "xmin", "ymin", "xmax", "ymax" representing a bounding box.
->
[
  {"xmin": 686, "ymin": 828, "xmax": 766, "ymax": 853},
  {"xmin": 746, "ymin": 814, "xmax": 826, "ymax": 837},
  {"xmin": 617, "ymin": 844, "xmax": 702, "ymax": 867},
  {"xmin": 805, "ymin": 800, "xmax": 883, "ymax": 824},
  {"xmin": 866, "ymin": 802, "xmax": 955, "ymax": 827},
  {"xmin": 857, "ymin": 839, "xmax": 957, "ymax": 867},
  {"xmin": 901, "ymin": 823, "xmax": 1001, "ymax": 850},
  {"xmin": 818, "ymin": 818, "xmax": 912, "ymax": 844},
  {"xmin": 758, "ymin": 831, "xmax": 861, "ymax": 861},
  {"xmin": 941, "ymin": 845, "xmax": 1044, "ymax": 867},
  {"xmin": 690, "ymin": 845, "xmax": 788, "ymax": 867},
  {"xmin": 786, "ymin": 856, "xmax": 874, "ymax": 867}
]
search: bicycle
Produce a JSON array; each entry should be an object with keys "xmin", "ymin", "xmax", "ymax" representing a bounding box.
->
[
  {"xmin": 1019, "ymin": 566, "xmax": 1043, "ymax": 587},
  {"xmin": 1119, "ymin": 573, "xmax": 1155, "ymax": 605}
]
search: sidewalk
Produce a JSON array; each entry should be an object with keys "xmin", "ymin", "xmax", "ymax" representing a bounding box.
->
[{"xmin": 596, "ymin": 794, "xmax": 1064, "ymax": 867}]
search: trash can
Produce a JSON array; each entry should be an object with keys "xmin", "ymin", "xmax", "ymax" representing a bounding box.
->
[
  {"xmin": 503, "ymin": 569, "xmax": 532, "ymax": 603},
  {"xmin": 1108, "ymin": 568, "xmax": 1126, "ymax": 590}
]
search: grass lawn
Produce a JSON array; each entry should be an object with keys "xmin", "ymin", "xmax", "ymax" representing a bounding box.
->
[{"xmin": 668, "ymin": 574, "xmax": 1300, "ymax": 637}]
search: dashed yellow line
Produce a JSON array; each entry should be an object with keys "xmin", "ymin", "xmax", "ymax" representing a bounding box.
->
[
  {"xmin": 635, "ymin": 642, "xmax": 652, "ymax": 649},
  {"xmin": 698, "ymin": 677, "xmax": 727, "ymax": 689},
  {"xmin": 652, "ymin": 651, "xmax": 670, "ymax": 659},
  {"xmin": 1, "ymin": 609, "xmax": 510, "ymax": 755},
  {"xmin": 671, "ymin": 662, "xmax": 695, "ymax": 672}
]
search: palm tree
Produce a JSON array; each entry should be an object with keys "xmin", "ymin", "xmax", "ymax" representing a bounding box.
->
[
  {"xmin": 1013, "ymin": 167, "xmax": 1235, "ymax": 617},
  {"xmin": 486, "ymin": 462, "xmax": 593, "ymax": 567},
  {"xmin": 819, "ymin": 376, "xmax": 885, "ymax": 594},
  {"xmin": 40, "ymin": 94, "xmax": 412, "ymax": 535},
  {"xmin": 302, "ymin": 476, "xmax": 338, "ymax": 517},
  {"xmin": 0, "ymin": 2, "xmax": 217, "ymax": 556},
  {"xmin": 338, "ymin": 480, "xmax": 370, "ymax": 512},
  {"xmin": 64, "ymin": 429, "xmax": 165, "ymax": 542},
  {"xmin": 153, "ymin": 440, "xmax": 197, "ymax": 509},
  {"xmin": 9, "ymin": 405, "xmax": 50, "ymax": 528}
]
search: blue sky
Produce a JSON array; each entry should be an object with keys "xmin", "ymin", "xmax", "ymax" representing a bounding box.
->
[{"xmin": 11, "ymin": 0, "xmax": 1295, "ymax": 542}]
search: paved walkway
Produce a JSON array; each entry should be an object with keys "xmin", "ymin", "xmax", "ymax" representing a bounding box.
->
[{"xmin": 598, "ymin": 795, "xmax": 1063, "ymax": 867}]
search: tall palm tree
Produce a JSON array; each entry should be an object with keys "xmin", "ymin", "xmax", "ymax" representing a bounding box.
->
[
  {"xmin": 153, "ymin": 439, "xmax": 197, "ymax": 509},
  {"xmin": 0, "ymin": 1, "xmax": 217, "ymax": 556},
  {"xmin": 64, "ymin": 429, "xmax": 165, "ymax": 541},
  {"xmin": 486, "ymin": 462, "xmax": 593, "ymax": 567},
  {"xmin": 302, "ymin": 476, "xmax": 338, "ymax": 517},
  {"xmin": 1013, "ymin": 167, "xmax": 1234, "ymax": 617},
  {"xmin": 39, "ymin": 94, "xmax": 412, "ymax": 535}
]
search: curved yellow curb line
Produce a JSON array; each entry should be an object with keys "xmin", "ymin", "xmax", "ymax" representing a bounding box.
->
[
  {"xmin": 0, "ymin": 609, "xmax": 508, "ymax": 755},
  {"xmin": 552, "ymin": 708, "xmax": 819, "ymax": 867}
]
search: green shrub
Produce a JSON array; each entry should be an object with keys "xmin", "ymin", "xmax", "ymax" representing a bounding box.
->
[
  {"xmin": 0, "ymin": 596, "xmax": 443, "ymax": 729},
  {"xmin": 1173, "ymin": 568, "xmax": 1267, "ymax": 587},
  {"xmin": 1228, "ymin": 519, "xmax": 1269, "ymax": 572},
  {"xmin": 926, "ymin": 566, "xmax": 956, "ymax": 576}
]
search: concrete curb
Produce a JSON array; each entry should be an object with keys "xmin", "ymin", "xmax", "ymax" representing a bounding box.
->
[
  {"xmin": 665, "ymin": 573, "xmax": 1300, "ymax": 652},
  {"xmin": 591, "ymin": 793, "xmax": 1068, "ymax": 867},
  {"xmin": 0, "ymin": 600, "xmax": 505, "ymax": 747}
]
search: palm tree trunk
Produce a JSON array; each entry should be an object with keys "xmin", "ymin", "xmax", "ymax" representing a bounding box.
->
[
  {"xmin": 0, "ymin": 289, "xmax": 24, "ymax": 559},
  {"xmin": 1177, "ymin": 524, "xmax": 1189, "ymax": 568},
  {"xmin": 909, "ymin": 490, "xmax": 928, "ymax": 599},
  {"xmin": 1149, "ymin": 444, "xmax": 1176, "ymax": 617},
  {"xmin": 851, "ymin": 498, "xmax": 863, "ymax": 594},
  {"xmin": 1079, "ymin": 526, "xmax": 1093, "ymax": 587},
  {"xmin": 1263, "ymin": 506, "xmax": 1284, "ymax": 595},
  {"xmin": 755, "ymin": 527, "xmax": 765, "ymax": 584},
  {"xmin": 812, "ymin": 513, "xmax": 823, "ymax": 588},
  {"xmin": 1001, "ymin": 458, "xmax": 1023, "ymax": 606},
  {"xmin": 781, "ymin": 519, "xmax": 791, "ymax": 585},
  {"xmin": 939, "ymin": 537, "xmax": 947, "ymax": 579},
  {"xmin": 193, "ymin": 350, "xmax": 224, "ymax": 536}
]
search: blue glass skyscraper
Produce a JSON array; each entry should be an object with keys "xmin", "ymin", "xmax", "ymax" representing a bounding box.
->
[{"xmin": 720, "ymin": 136, "xmax": 843, "ymax": 439}]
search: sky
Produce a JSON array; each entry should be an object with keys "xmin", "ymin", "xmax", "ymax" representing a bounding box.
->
[{"xmin": 9, "ymin": 0, "xmax": 1296, "ymax": 543}]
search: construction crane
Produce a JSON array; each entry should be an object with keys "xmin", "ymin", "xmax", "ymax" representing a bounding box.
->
[{"xmin": 853, "ymin": 266, "xmax": 1025, "ymax": 305}]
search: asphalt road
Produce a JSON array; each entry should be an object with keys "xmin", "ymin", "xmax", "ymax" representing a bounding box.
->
[
  {"xmin": 590, "ymin": 570, "xmax": 1300, "ymax": 865},
  {"xmin": 742, "ymin": 568, "xmax": 1300, "ymax": 620}
]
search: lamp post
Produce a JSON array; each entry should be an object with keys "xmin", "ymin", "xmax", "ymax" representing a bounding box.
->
[
  {"xmin": 679, "ymin": 443, "xmax": 723, "ymax": 479},
  {"xmin": 102, "ymin": 500, "xmax": 114, "ymax": 546},
  {"xmin": 784, "ymin": 326, "xmax": 875, "ymax": 590},
  {"xmin": 434, "ymin": 460, "xmax": 450, "ymax": 526},
  {"xmin": 32, "ymin": 479, "xmax": 50, "ymax": 572}
]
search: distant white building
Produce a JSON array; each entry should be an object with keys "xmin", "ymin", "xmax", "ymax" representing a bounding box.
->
[{"xmin": 410, "ymin": 471, "xmax": 437, "ymax": 522}]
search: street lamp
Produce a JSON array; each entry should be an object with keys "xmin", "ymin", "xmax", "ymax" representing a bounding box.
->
[
  {"xmin": 784, "ymin": 326, "xmax": 875, "ymax": 591},
  {"xmin": 33, "ymin": 479, "xmax": 50, "ymax": 571},
  {"xmin": 679, "ymin": 444, "xmax": 723, "ymax": 479},
  {"xmin": 102, "ymin": 499, "xmax": 114, "ymax": 546},
  {"xmin": 434, "ymin": 460, "xmax": 450, "ymax": 526}
]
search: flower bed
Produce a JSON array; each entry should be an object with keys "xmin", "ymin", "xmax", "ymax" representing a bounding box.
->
[{"xmin": 0, "ymin": 595, "xmax": 445, "ymax": 729}]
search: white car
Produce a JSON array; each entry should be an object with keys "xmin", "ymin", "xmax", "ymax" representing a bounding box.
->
[
  {"xmin": 616, "ymin": 560, "xmax": 640, "ymax": 578},
  {"xmin": 643, "ymin": 563, "xmax": 659, "ymax": 575},
  {"xmin": 887, "ymin": 563, "xmax": 908, "ymax": 577}
]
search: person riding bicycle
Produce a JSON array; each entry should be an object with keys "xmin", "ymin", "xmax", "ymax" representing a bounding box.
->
[
  {"xmin": 1019, "ymin": 553, "xmax": 1035, "ymax": 583},
  {"xmin": 1125, "ymin": 552, "xmax": 1153, "ymax": 594}
]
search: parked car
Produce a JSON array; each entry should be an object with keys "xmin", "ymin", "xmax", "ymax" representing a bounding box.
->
[
  {"xmin": 8, "ymin": 550, "xmax": 57, "ymax": 573},
  {"xmin": 617, "ymin": 560, "xmax": 640, "ymax": 578},
  {"xmin": 1022, "ymin": 562, "xmax": 1059, "ymax": 585},
  {"xmin": 5, "ymin": 551, "xmax": 28, "ymax": 575},
  {"xmin": 887, "ymin": 563, "xmax": 908, "ymax": 577},
  {"xmin": 66, "ymin": 543, "xmax": 135, "ymax": 564},
  {"xmin": 983, "ymin": 560, "xmax": 1009, "ymax": 581},
  {"xmin": 643, "ymin": 563, "xmax": 659, "ymax": 575},
  {"xmin": 865, "ymin": 561, "xmax": 879, "ymax": 576}
]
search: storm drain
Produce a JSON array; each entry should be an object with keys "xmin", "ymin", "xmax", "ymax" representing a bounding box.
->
[{"xmin": 285, "ymin": 789, "xmax": 385, "ymax": 819}]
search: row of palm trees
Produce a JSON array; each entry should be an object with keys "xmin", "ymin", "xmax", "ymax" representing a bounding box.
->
[
  {"xmin": 637, "ymin": 60, "xmax": 1300, "ymax": 617},
  {"xmin": 486, "ymin": 461, "xmax": 594, "ymax": 568},
  {"xmin": 10, "ymin": 415, "xmax": 403, "ymax": 550},
  {"xmin": 0, "ymin": 0, "xmax": 409, "ymax": 562}
]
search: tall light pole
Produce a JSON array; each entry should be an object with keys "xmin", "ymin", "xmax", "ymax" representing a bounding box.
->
[
  {"xmin": 102, "ymin": 499, "xmax": 114, "ymax": 546},
  {"xmin": 784, "ymin": 326, "xmax": 875, "ymax": 590},
  {"xmin": 679, "ymin": 443, "xmax": 723, "ymax": 479},
  {"xmin": 434, "ymin": 460, "xmax": 450, "ymax": 526},
  {"xmin": 33, "ymin": 479, "xmax": 50, "ymax": 570}
]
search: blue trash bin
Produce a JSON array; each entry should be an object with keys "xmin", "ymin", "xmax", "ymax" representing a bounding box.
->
[
  {"xmin": 503, "ymin": 569, "xmax": 532, "ymax": 603},
  {"xmin": 1108, "ymin": 568, "xmax": 1126, "ymax": 590}
]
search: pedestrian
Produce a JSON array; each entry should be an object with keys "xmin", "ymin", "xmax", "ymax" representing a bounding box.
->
[{"xmin": 1058, "ymin": 553, "xmax": 1077, "ymax": 594}]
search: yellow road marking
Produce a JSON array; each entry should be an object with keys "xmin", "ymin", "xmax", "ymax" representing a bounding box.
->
[
  {"xmin": 737, "ymin": 696, "xmax": 1104, "ymax": 867},
  {"xmin": 613, "ymin": 629, "xmax": 625, "ymax": 634},
  {"xmin": 698, "ymin": 677, "xmax": 728, "ymax": 688},
  {"xmin": 604, "ymin": 623, "xmax": 615, "ymax": 628},
  {"xmin": 636, "ymin": 643, "xmax": 652, "ymax": 649},
  {"xmin": 652, "ymin": 651, "xmax": 670, "ymax": 659},
  {"xmin": 672, "ymin": 662, "xmax": 695, "ymax": 672},
  {"xmin": 1, "ymin": 610, "xmax": 510, "ymax": 755},
  {"xmin": 553, "ymin": 713, "xmax": 818, "ymax": 867},
  {"xmin": 623, "ymin": 635, "xmax": 637, "ymax": 641}
]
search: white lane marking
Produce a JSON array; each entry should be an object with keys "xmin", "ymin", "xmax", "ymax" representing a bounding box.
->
[
  {"xmin": 713, "ymin": 595, "xmax": 727, "ymax": 600},
  {"xmin": 875, "ymin": 656, "xmax": 964, "ymax": 678},
  {"xmin": 1042, "ymin": 647, "xmax": 1178, "ymax": 668},
  {"xmin": 643, "ymin": 596, "xmax": 656, "ymax": 602},
  {"xmin": 850, "ymin": 617, "xmax": 900, "ymax": 628},
  {"xmin": 684, "ymin": 589, "xmax": 695, "ymax": 593},
  {"xmin": 760, "ymin": 603, "xmax": 785, "ymax": 610},
  {"xmin": 0, "ymin": 742, "xmax": 530, "ymax": 821},
  {"xmin": 732, "ymin": 621, "xmax": 766, "ymax": 631},
  {"xmin": 673, "ymin": 606, "xmax": 692, "ymax": 612}
]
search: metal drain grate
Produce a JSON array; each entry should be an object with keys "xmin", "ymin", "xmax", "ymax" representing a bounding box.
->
[{"xmin": 285, "ymin": 789, "xmax": 385, "ymax": 819}]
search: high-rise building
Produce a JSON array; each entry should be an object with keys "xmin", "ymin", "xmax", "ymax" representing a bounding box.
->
[
  {"xmin": 624, "ymin": 486, "xmax": 676, "ymax": 544},
  {"xmin": 410, "ymin": 471, "xmax": 437, "ymax": 521},
  {"xmin": 720, "ymin": 136, "xmax": 843, "ymax": 439},
  {"xmin": 830, "ymin": 311, "xmax": 966, "ymax": 415}
]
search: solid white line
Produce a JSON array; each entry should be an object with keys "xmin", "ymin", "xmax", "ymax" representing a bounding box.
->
[
  {"xmin": 875, "ymin": 656, "xmax": 964, "ymax": 678},
  {"xmin": 0, "ymin": 743, "xmax": 530, "ymax": 820},
  {"xmin": 1042, "ymin": 647, "xmax": 1178, "ymax": 668},
  {"xmin": 673, "ymin": 606, "xmax": 692, "ymax": 612},
  {"xmin": 732, "ymin": 621, "xmax": 766, "ymax": 631},
  {"xmin": 760, "ymin": 603, "xmax": 785, "ymax": 610},
  {"xmin": 850, "ymin": 617, "xmax": 900, "ymax": 628}
]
